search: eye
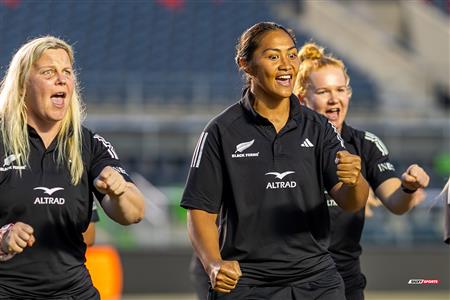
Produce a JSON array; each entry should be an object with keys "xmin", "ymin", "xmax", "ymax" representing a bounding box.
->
[
  {"xmin": 63, "ymin": 69, "xmax": 73, "ymax": 76},
  {"xmin": 268, "ymin": 54, "xmax": 279, "ymax": 61},
  {"xmin": 288, "ymin": 53, "xmax": 297, "ymax": 59},
  {"xmin": 41, "ymin": 69, "xmax": 54, "ymax": 77}
]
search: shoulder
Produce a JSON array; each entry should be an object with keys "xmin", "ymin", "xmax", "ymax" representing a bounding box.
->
[
  {"xmin": 300, "ymin": 105, "xmax": 330, "ymax": 128},
  {"xmin": 81, "ymin": 126, "xmax": 112, "ymax": 145},
  {"xmin": 342, "ymin": 123, "xmax": 365, "ymax": 140},
  {"xmin": 361, "ymin": 130, "xmax": 389, "ymax": 155},
  {"xmin": 204, "ymin": 102, "xmax": 245, "ymax": 132}
]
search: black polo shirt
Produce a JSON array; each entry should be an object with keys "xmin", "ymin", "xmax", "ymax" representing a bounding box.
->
[
  {"xmin": 181, "ymin": 90, "xmax": 346, "ymax": 285},
  {"xmin": 0, "ymin": 125, "xmax": 131, "ymax": 298},
  {"xmin": 327, "ymin": 123, "xmax": 396, "ymax": 283}
]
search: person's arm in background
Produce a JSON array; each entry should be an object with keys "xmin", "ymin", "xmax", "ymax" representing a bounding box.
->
[
  {"xmin": 365, "ymin": 188, "xmax": 382, "ymax": 218},
  {"xmin": 375, "ymin": 164, "xmax": 429, "ymax": 215},
  {"xmin": 82, "ymin": 223, "xmax": 96, "ymax": 247},
  {"xmin": 330, "ymin": 150, "xmax": 369, "ymax": 212},
  {"xmin": 83, "ymin": 203, "xmax": 99, "ymax": 247},
  {"xmin": 187, "ymin": 209, "xmax": 241, "ymax": 294}
]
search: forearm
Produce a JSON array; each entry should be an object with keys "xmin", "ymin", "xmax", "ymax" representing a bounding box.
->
[
  {"xmin": 332, "ymin": 174, "xmax": 369, "ymax": 212},
  {"xmin": 377, "ymin": 178, "xmax": 422, "ymax": 215},
  {"xmin": 102, "ymin": 182, "xmax": 145, "ymax": 225},
  {"xmin": 187, "ymin": 209, "xmax": 221, "ymax": 272},
  {"xmin": 384, "ymin": 189, "xmax": 418, "ymax": 214}
]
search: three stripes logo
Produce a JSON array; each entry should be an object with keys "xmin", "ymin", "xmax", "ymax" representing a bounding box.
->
[
  {"xmin": 191, "ymin": 132, "xmax": 208, "ymax": 168},
  {"xmin": 94, "ymin": 134, "xmax": 119, "ymax": 160},
  {"xmin": 300, "ymin": 138, "xmax": 314, "ymax": 148},
  {"xmin": 329, "ymin": 121, "xmax": 345, "ymax": 148},
  {"xmin": 365, "ymin": 131, "xmax": 389, "ymax": 156}
]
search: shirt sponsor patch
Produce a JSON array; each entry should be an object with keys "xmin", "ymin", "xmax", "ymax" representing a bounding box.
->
[
  {"xmin": 265, "ymin": 171, "xmax": 297, "ymax": 189},
  {"xmin": 377, "ymin": 162, "xmax": 395, "ymax": 172},
  {"xmin": 33, "ymin": 187, "xmax": 65, "ymax": 205}
]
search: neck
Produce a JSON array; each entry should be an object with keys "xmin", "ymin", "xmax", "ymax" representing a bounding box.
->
[
  {"xmin": 27, "ymin": 121, "xmax": 61, "ymax": 148},
  {"xmin": 251, "ymin": 88, "xmax": 290, "ymax": 133}
]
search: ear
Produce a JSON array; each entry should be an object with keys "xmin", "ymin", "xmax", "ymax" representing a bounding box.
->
[
  {"xmin": 238, "ymin": 57, "xmax": 254, "ymax": 76},
  {"xmin": 298, "ymin": 93, "xmax": 308, "ymax": 106}
]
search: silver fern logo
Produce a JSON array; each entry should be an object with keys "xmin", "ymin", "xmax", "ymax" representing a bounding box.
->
[
  {"xmin": 232, "ymin": 139, "xmax": 259, "ymax": 158},
  {"xmin": 0, "ymin": 154, "xmax": 26, "ymax": 171},
  {"xmin": 235, "ymin": 140, "xmax": 254, "ymax": 153}
]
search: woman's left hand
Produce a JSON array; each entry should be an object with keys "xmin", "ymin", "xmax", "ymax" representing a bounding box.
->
[{"xmin": 94, "ymin": 166, "xmax": 128, "ymax": 197}]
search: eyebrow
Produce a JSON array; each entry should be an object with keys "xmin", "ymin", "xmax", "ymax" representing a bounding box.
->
[
  {"xmin": 315, "ymin": 85, "xmax": 348, "ymax": 90},
  {"xmin": 37, "ymin": 65, "xmax": 72, "ymax": 70},
  {"xmin": 262, "ymin": 46, "xmax": 297, "ymax": 53}
]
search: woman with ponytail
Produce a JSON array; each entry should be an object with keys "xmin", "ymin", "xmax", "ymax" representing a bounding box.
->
[{"xmin": 294, "ymin": 43, "xmax": 430, "ymax": 300}]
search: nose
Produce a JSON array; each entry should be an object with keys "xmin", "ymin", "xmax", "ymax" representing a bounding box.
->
[
  {"xmin": 55, "ymin": 72, "xmax": 67, "ymax": 85},
  {"xmin": 279, "ymin": 55, "xmax": 292, "ymax": 71},
  {"xmin": 328, "ymin": 90, "xmax": 339, "ymax": 104}
]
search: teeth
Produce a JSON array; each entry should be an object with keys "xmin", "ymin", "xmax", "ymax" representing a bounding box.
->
[{"xmin": 277, "ymin": 75, "xmax": 291, "ymax": 79}]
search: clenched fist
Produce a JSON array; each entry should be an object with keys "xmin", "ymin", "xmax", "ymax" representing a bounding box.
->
[
  {"xmin": 94, "ymin": 166, "xmax": 128, "ymax": 197},
  {"xmin": 336, "ymin": 151, "xmax": 362, "ymax": 186},
  {"xmin": 208, "ymin": 260, "xmax": 242, "ymax": 293},
  {"xmin": 1, "ymin": 222, "xmax": 35, "ymax": 254},
  {"xmin": 401, "ymin": 164, "xmax": 430, "ymax": 192}
]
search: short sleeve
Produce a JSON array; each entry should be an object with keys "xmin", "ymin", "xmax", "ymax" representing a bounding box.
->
[
  {"xmin": 88, "ymin": 132, "xmax": 133, "ymax": 201},
  {"xmin": 362, "ymin": 131, "xmax": 397, "ymax": 190},
  {"xmin": 180, "ymin": 123, "xmax": 224, "ymax": 213},
  {"xmin": 322, "ymin": 121, "xmax": 346, "ymax": 192}
]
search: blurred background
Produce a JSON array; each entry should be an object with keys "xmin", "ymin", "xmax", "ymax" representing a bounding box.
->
[{"xmin": 0, "ymin": 0, "xmax": 449, "ymax": 299}]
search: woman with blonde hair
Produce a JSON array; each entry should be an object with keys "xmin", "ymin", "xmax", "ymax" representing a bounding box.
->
[
  {"xmin": 0, "ymin": 36, "xmax": 145, "ymax": 299},
  {"xmin": 294, "ymin": 42, "xmax": 429, "ymax": 300}
]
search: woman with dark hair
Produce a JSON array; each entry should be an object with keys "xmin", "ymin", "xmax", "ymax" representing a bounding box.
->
[{"xmin": 181, "ymin": 22, "xmax": 369, "ymax": 300}]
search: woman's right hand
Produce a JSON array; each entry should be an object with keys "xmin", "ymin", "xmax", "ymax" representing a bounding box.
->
[
  {"xmin": 1, "ymin": 222, "xmax": 35, "ymax": 254},
  {"xmin": 208, "ymin": 260, "xmax": 242, "ymax": 293}
]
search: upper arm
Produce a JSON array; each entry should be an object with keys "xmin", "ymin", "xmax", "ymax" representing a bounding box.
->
[
  {"xmin": 87, "ymin": 131, "xmax": 133, "ymax": 201},
  {"xmin": 363, "ymin": 131, "xmax": 397, "ymax": 190},
  {"xmin": 181, "ymin": 125, "xmax": 224, "ymax": 213}
]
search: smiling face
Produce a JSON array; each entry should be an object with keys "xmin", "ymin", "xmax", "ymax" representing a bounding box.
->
[
  {"xmin": 303, "ymin": 65, "xmax": 351, "ymax": 132},
  {"xmin": 245, "ymin": 29, "xmax": 299, "ymax": 102},
  {"xmin": 25, "ymin": 48, "xmax": 74, "ymax": 132}
]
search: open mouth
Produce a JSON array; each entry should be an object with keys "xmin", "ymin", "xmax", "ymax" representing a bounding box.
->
[
  {"xmin": 325, "ymin": 107, "xmax": 340, "ymax": 121},
  {"xmin": 51, "ymin": 92, "xmax": 66, "ymax": 108},
  {"xmin": 276, "ymin": 74, "xmax": 292, "ymax": 87}
]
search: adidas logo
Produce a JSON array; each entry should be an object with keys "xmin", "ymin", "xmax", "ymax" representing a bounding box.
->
[{"xmin": 301, "ymin": 138, "xmax": 314, "ymax": 148}]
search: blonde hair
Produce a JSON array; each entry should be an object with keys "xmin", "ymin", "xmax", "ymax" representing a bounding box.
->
[
  {"xmin": 0, "ymin": 36, "xmax": 85, "ymax": 185},
  {"xmin": 294, "ymin": 42, "xmax": 350, "ymax": 99}
]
